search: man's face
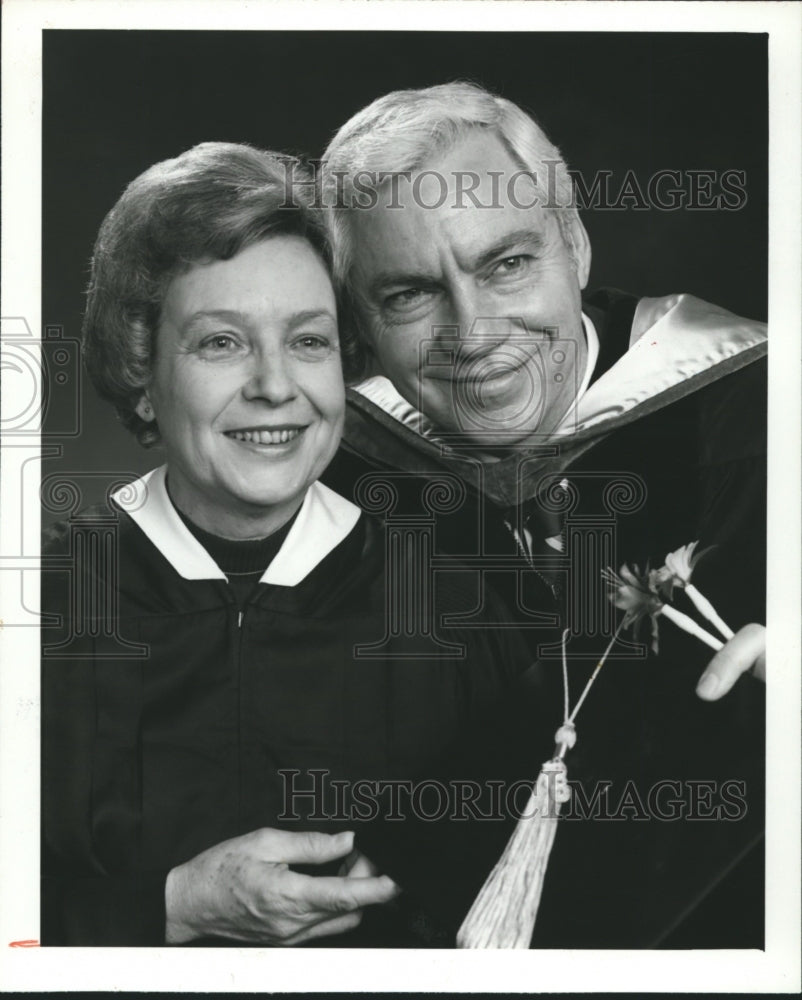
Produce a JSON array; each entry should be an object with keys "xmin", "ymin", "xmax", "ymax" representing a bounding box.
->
[{"xmin": 348, "ymin": 130, "xmax": 591, "ymax": 446}]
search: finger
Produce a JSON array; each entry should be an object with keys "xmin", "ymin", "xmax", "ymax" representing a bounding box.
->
[
  {"xmin": 344, "ymin": 851, "xmax": 381, "ymax": 879},
  {"xmin": 338, "ymin": 848, "xmax": 360, "ymax": 877},
  {"xmin": 301, "ymin": 873, "xmax": 400, "ymax": 915},
  {"xmin": 696, "ymin": 623, "xmax": 766, "ymax": 701},
  {"xmin": 256, "ymin": 828, "xmax": 355, "ymax": 865},
  {"xmin": 284, "ymin": 909, "xmax": 364, "ymax": 946}
]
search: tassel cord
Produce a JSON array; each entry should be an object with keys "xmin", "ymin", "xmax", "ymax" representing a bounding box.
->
[
  {"xmin": 567, "ymin": 621, "xmax": 626, "ymax": 726},
  {"xmin": 556, "ymin": 621, "xmax": 625, "ymax": 759}
]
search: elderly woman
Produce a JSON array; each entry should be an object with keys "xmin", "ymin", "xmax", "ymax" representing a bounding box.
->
[{"xmin": 41, "ymin": 142, "xmax": 529, "ymax": 947}]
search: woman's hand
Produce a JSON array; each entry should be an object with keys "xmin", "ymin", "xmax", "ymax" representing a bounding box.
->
[
  {"xmin": 165, "ymin": 828, "xmax": 400, "ymax": 945},
  {"xmin": 696, "ymin": 623, "xmax": 766, "ymax": 701},
  {"xmin": 338, "ymin": 847, "xmax": 381, "ymax": 878}
]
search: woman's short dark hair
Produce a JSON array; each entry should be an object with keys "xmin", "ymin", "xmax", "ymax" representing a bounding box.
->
[{"xmin": 83, "ymin": 141, "xmax": 362, "ymax": 447}]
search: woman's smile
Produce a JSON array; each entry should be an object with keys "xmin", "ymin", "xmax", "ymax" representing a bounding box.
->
[
  {"xmin": 137, "ymin": 236, "xmax": 345, "ymax": 538},
  {"xmin": 225, "ymin": 425, "xmax": 307, "ymax": 447}
]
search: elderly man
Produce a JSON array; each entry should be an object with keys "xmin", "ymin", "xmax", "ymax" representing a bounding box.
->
[{"xmin": 319, "ymin": 82, "xmax": 767, "ymax": 948}]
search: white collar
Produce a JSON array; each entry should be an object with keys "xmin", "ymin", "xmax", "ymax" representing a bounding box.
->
[
  {"xmin": 111, "ymin": 466, "xmax": 361, "ymax": 586},
  {"xmin": 576, "ymin": 311, "xmax": 600, "ymax": 402}
]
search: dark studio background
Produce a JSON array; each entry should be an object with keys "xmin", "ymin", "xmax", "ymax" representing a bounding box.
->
[{"xmin": 42, "ymin": 30, "xmax": 768, "ymax": 517}]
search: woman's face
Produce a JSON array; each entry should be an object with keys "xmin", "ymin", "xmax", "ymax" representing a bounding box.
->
[{"xmin": 137, "ymin": 236, "xmax": 345, "ymax": 538}]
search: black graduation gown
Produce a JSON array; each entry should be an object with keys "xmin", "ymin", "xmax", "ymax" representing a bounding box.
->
[
  {"xmin": 40, "ymin": 483, "xmax": 532, "ymax": 947},
  {"xmin": 322, "ymin": 288, "xmax": 767, "ymax": 948}
]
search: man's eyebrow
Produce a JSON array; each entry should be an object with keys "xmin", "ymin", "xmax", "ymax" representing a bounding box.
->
[
  {"xmin": 367, "ymin": 270, "xmax": 435, "ymax": 299},
  {"xmin": 473, "ymin": 229, "xmax": 546, "ymax": 272}
]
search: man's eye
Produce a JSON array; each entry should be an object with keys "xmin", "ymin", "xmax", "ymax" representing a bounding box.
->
[
  {"xmin": 492, "ymin": 255, "xmax": 531, "ymax": 277},
  {"xmin": 384, "ymin": 288, "xmax": 428, "ymax": 312}
]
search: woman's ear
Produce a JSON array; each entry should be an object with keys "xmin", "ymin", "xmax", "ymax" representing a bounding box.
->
[{"xmin": 135, "ymin": 395, "xmax": 156, "ymax": 422}]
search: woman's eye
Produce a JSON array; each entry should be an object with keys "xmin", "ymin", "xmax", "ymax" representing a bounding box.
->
[
  {"xmin": 198, "ymin": 333, "xmax": 240, "ymax": 354},
  {"xmin": 293, "ymin": 334, "xmax": 336, "ymax": 357}
]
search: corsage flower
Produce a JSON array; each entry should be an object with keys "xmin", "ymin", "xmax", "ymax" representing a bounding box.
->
[
  {"xmin": 604, "ymin": 559, "xmax": 724, "ymax": 653},
  {"xmin": 653, "ymin": 541, "xmax": 734, "ymax": 640},
  {"xmin": 602, "ymin": 563, "xmax": 663, "ymax": 653}
]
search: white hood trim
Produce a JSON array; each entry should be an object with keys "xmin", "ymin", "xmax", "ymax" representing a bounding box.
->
[
  {"xmin": 351, "ymin": 295, "xmax": 766, "ymax": 444},
  {"xmin": 561, "ymin": 294, "xmax": 767, "ymax": 435},
  {"xmin": 351, "ymin": 378, "xmax": 439, "ymax": 442},
  {"xmin": 352, "ymin": 313, "xmax": 600, "ymax": 446},
  {"xmin": 111, "ymin": 466, "xmax": 361, "ymax": 586}
]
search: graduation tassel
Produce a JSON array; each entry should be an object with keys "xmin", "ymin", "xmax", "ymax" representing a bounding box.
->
[
  {"xmin": 455, "ymin": 743, "xmax": 572, "ymax": 948},
  {"xmin": 456, "ymin": 626, "xmax": 622, "ymax": 949}
]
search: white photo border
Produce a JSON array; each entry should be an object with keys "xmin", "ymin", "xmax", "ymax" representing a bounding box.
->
[{"xmin": 1, "ymin": 0, "xmax": 799, "ymax": 992}]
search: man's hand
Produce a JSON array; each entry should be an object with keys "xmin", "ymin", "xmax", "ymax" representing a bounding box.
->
[
  {"xmin": 165, "ymin": 828, "xmax": 400, "ymax": 945},
  {"xmin": 696, "ymin": 623, "xmax": 766, "ymax": 701}
]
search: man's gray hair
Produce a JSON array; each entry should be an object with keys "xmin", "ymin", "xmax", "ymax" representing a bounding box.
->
[{"xmin": 320, "ymin": 81, "xmax": 577, "ymax": 293}]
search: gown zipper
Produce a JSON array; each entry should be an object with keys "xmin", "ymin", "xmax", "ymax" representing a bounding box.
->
[{"xmin": 503, "ymin": 517, "xmax": 562, "ymax": 606}]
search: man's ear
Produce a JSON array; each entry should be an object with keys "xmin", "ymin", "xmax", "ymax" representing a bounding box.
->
[
  {"xmin": 565, "ymin": 212, "xmax": 592, "ymax": 290},
  {"xmin": 135, "ymin": 394, "xmax": 156, "ymax": 422}
]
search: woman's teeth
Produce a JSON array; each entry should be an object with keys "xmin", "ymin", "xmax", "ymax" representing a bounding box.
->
[{"xmin": 228, "ymin": 428, "xmax": 302, "ymax": 445}]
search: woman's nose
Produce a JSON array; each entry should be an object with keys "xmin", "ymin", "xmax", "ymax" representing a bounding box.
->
[{"xmin": 241, "ymin": 352, "xmax": 297, "ymax": 405}]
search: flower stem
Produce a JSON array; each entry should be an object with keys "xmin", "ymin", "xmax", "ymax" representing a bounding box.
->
[
  {"xmin": 659, "ymin": 603, "xmax": 724, "ymax": 651},
  {"xmin": 685, "ymin": 583, "xmax": 734, "ymax": 640}
]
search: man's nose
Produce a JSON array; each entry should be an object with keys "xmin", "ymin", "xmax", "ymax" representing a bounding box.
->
[
  {"xmin": 440, "ymin": 286, "xmax": 517, "ymax": 356},
  {"xmin": 242, "ymin": 351, "xmax": 297, "ymax": 405},
  {"xmin": 442, "ymin": 284, "xmax": 483, "ymax": 339}
]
